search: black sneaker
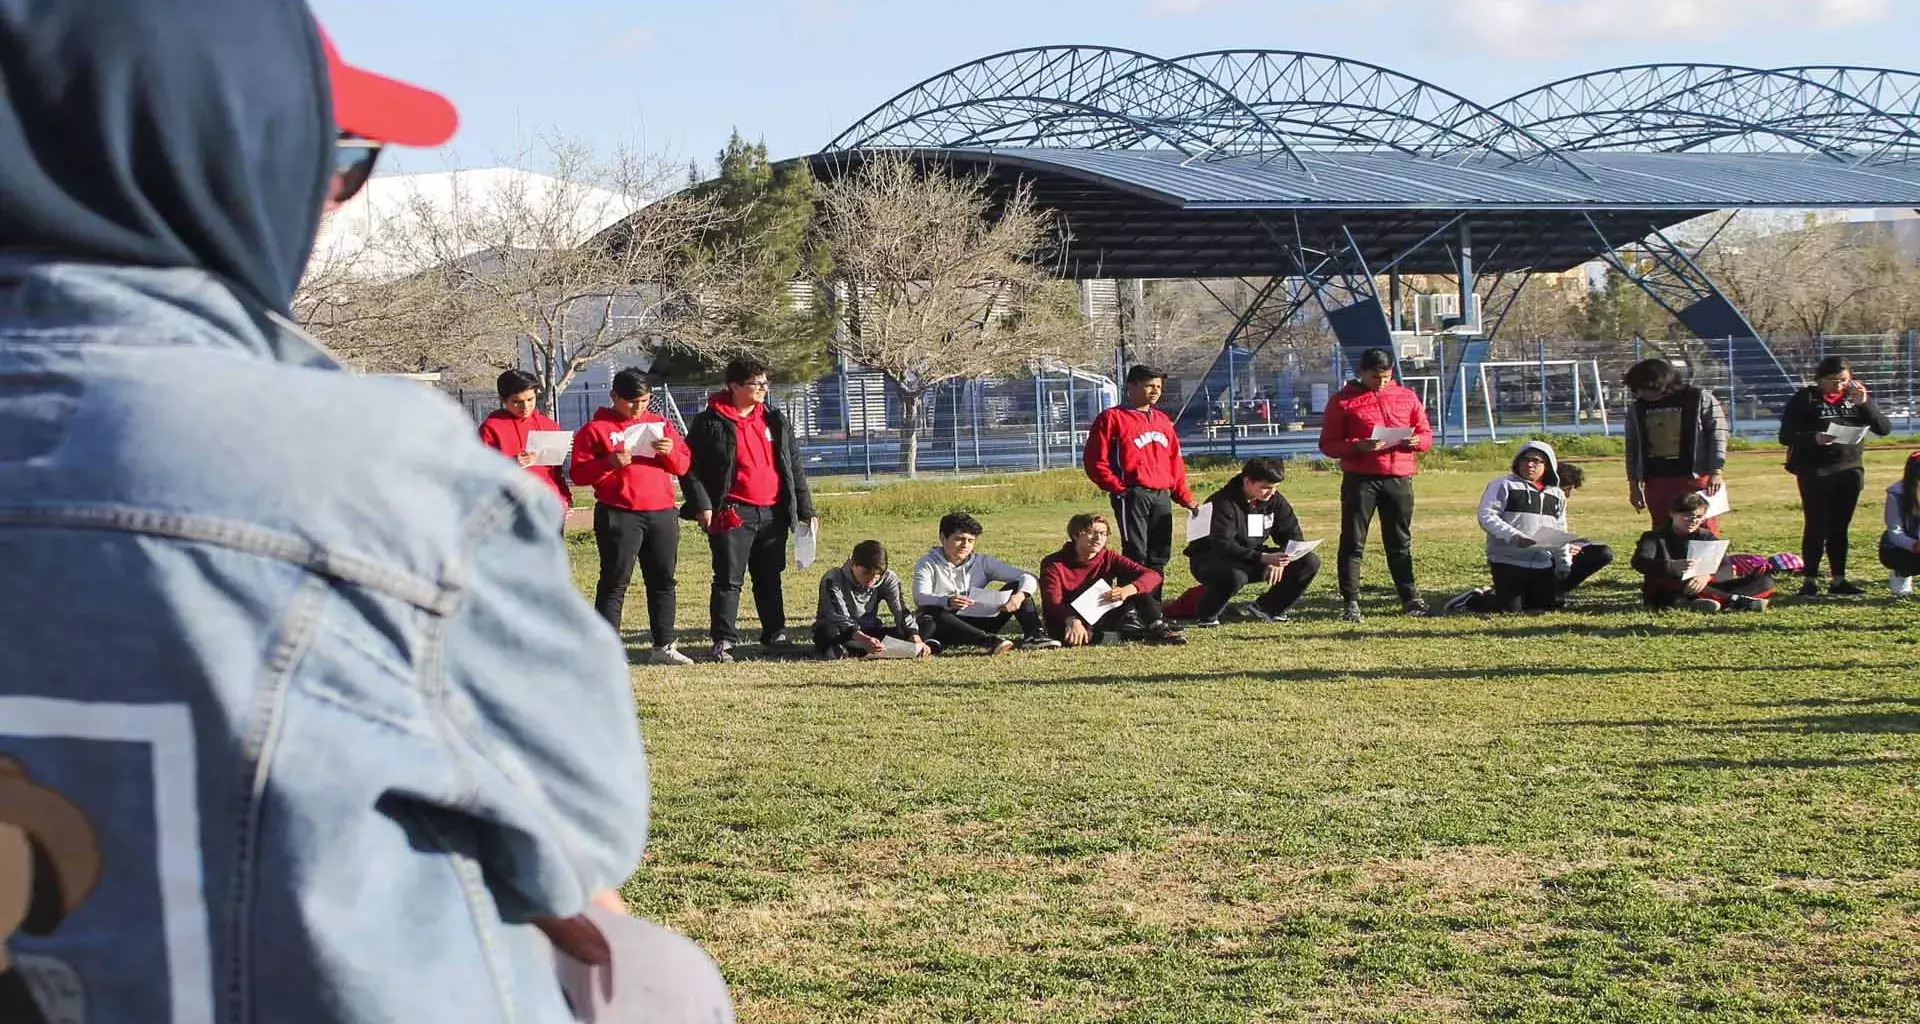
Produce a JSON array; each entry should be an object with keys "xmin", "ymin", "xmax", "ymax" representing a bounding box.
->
[
  {"xmin": 1798, "ymin": 578, "xmax": 1821, "ymax": 598},
  {"xmin": 1730, "ymin": 594, "xmax": 1771, "ymax": 612},
  {"xmin": 1402, "ymin": 598, "xmax": 1431, "ymax": 617},
  {"xmin": 1442, "ymin": 589, "xmax": 1484, "ymax": 615},
  {"xmin": 1015, "ymin": 635, "xmax": 1063, "ymax": 650},
  {"xmin": 1828, "ymin": 579, "xmax": 1866, "ymax": 597},
  {"xmin": 1143, "ymin": 621, "xmax": 1188, "ymax": 646},
  {"xmin": 760, "ymin": 630, "xmax": 790, "ymax": 646},
  {"xmin": 1341, "ymin": 601, "xmax": 1364, "ymax": 623},
  {"xmin": 711, "ymin": 641, "xmax": 736, "ymax": 663},
  {"xmin": 1192, "ymin": 617, "xmax": 1223, "ymax": 628}
]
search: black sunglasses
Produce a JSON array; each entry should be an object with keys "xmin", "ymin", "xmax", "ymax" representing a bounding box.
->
[{"xmin": 333, "ymin": 134, "xmax": 384, "ymax": 203}]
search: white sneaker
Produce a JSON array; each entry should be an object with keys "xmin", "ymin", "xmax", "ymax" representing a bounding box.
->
[
  {"xmin": 1893, "ymin": 575, "xmax": 1914, "ymax": 597},
  {"xmin": 648, "ymin": 645, "xmax": 694, "ymax": 667}
]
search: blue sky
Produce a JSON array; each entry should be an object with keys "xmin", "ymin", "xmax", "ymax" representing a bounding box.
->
[{"xmin": 312, "ymin": 0, "xmax": 1919, "ymax": 176}]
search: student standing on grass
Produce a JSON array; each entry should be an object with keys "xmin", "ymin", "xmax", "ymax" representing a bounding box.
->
[
  {"xmin": 815, "ymin": 541, "xmax": 931, "ymax": 659},
  {"xmin": 1319, "ymin": 347, "xmax": 1434, "ymax": 623},
  {"xmin": 1040, "ymin": 514, "xmax": 1189, "ymax": 646},
  {"xmin": 571, "ymin": 369, "xmax": 694, "ymax": 665},
  {"xmin": 683, "ymin": 358, "xmax": 817, "ymax": 663},
  {"xmin": 0, "ymin": 2, "xmax": 723, "ymax": 1018},
  {"xmin": 479, "ymin": 368, "xmax": 572, "ymax": 511},
  {"xmin": 912, "ymin": 512, "xmax": 1062, "ymax": 654},
  {"xmin": 1779, "ymin": 356, "xmax": 1892, "ymax": 597},
  {"xmin": 1631, "ymin": 494, "xmax": 1775, "ymax": 612},
  {"xmin": 1623, "ymin": 358, "xmax": 1727, "ymax": 532},
  {"xmin": 1084, "ymin": 364, "xmax": 1198, "ymax": 601},
  {"xmin": 1881, "ymin": 451, "xmax": 1920, "ymax": 597},
  {"xmin": 1184, "ymin": 457, "xmax": 1320, "ymax": 626}
]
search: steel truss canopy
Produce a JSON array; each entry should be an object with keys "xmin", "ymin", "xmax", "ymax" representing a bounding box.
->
[{"xmin": 806, "ymin": 47, "xmax": 1920, "ymax": 277}]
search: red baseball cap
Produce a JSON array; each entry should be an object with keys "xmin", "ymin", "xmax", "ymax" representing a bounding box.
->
[{"xmin": 320, "ymin": 28, "xmax": 458, "ymax": 147}]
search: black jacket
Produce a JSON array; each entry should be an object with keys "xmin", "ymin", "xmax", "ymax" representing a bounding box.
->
[
  {"xmin": 679, "ymin": 398, "xmax": 816, "ymax": 525},
  {"xmin": 1183, "ymin": 474, "xmax": 1304, "ymax": 569},
  {"xmin": 1778, "ymin": 386, "xmax": 1891, "ymax": 476}
]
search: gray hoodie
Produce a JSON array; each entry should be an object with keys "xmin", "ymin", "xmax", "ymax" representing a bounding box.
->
[
  {"xmin": 911, "ymin": 547, "xmax": 1039, "ymax": 608},
  {"xmin": 1477, "ymin": 441, "xmax": 1574, "ymax": 572}
]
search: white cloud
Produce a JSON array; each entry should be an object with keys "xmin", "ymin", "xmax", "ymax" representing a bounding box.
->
[{"xmin": 1431, "ymin": 0, "xmax": 1893, "ymax": 58}]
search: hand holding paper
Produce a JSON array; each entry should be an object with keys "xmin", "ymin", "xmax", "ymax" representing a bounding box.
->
[
  {"xmin": 1818, "ymin": 423, "xmax": 1871, "ymax": 445},
  {"xmin": 1693, "ymin": 486, "xmax": 1732, "ymax": 519},
  {"xmin": 958, "ymin": 587, "xmax": 1011, "ymax": 618},
  {"xmin": 615, "ymin": 421, "xmax": 664, "ymax": 451},
  {"xmin": 524, "ymin": 430, "xmax": 571, "ymax": 467},
  {"xmin": 1683, "ymin": 539, "xmax": 1730, "ymax": 581},
  {"xmin": 872, "ymin": 635, "xmax": 924, "ymax": 659},
  {"xmin": 1070, "ymin": 579, "xmax": 1120, "ymax": 625},
  {"xmin": 1370, "ymin": 424, "xmax": 1416, "ymax": 446},
  {"xmin": 1186, "ymin": 503, "xmax": 1213, "ymax": 543},
  {"xmin": 1526, "ymin": 525, "xmax": 1583, "ymax": 548},
  {"xmin": 1283, "ymin": 539, "xmax": 1322, "ymax": 559},
  {"xmin": 794, "ymin": 521, "xmax": 819, "ymax": 570}
]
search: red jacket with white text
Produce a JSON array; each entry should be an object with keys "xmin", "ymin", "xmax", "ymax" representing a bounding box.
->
[
  {"xmin": 570, "ymin": 407, "xmax": 691, "ymax": 512},
  {"xmin": 478, "ymin": 409, "xmax": 572, "ymax": 508},
  {"xmin": 1082, "ymin": 404, "xmax": 1195, "ymax": 505}
]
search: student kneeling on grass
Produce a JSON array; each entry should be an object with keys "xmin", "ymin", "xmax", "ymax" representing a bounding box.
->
[
  {"xmin": 1631, "ymin": 493, "xmax": 1775, "ymax": 613},
  {"xmin": 1040, "ymin": 514, "xmax": 1189, "ymax": 647},
  {"xmin": 913, "ymin": 512, "xmax": 1063, "ymax": 655},
  {"xmin": 1184, "ymin": 457, "xmax": 1320, "ymax": 626},
  {"xmin": 1445, "ymin": 441, "xmax": 1613, "ymax": 615},
  {"xmin": 815, "ymin": 540, "xmax": 932, "ymax": 659}
]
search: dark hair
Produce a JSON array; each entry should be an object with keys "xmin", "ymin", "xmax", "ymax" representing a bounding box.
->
[
  {"xmin": 1558, "ymin": 462, "xmax": 1586, "ymax": 491},
  {"xmin": 20, "ymin": 839, "xmax": 66, "ymax": 936},
  {"xmin": 495, "ymin": 369, "xmax": 539, "ymax": 402},
  {"xmin": 851, "ymin": 540, "xmax": 888, "ymax": 571},
  {"xmin": 1672, "ymin": 492, "xmax": 1710, "ymax": 515},
  {"xmin": 1242, "ymin": 457, "xmax": 1285, "ymax": 484},
  {"xmin": 1125, "ymin": 364, "xmax": 1165, "ymax": 385},
  {"xmin": 940, "ymin": 512, "xmax": 984, "ymax": 538},
  {"xmin": 1623, "ymin": 358, "xmax": 1680, "ymax": 394},
  {"xmin": 1814, "ymin": 356, "xmax": 1850, "ymax": 380},
  {"xmin": 1901, "ymin": 451, "xmax": 1920, "ymax": 522},
  {"xmin": 611, "ymin": 367, "xmax": 652, "ymax": 400},
  {"xmin": 1066, "ymin": 512, "xmax": 1108, "ymax": 537},
  {"xmin": 725, "ymin": 358, "xmax": 771, "ymax": 386},
  {"xmin": 1358, "ymin": 347, "xmax": 1394, "ymax": 370}
]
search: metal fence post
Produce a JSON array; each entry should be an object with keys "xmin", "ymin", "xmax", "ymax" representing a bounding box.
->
[
  {"xmin": 1033, "ymin": 374, "xmax": 1046, "ymax": 472},
  {"xmin": 1435, "ymin": 338, "xmax": 1449, "ymax": 447},
  {"xmin": 1726, "ymin": 335, "xmax": 1738, "ymax": 436},
  {"xmin": 1067, "ymin": 369, "xmax": 1078, "ymax": 468},
  {"xmin": 860, "ymin": 374, "xmax": 873, "ymax": 480},
  {"xmin": 1908, "ymin": 328, "xmax": 1917, "ymax": 433},
  {"xmin": 1538, "ymin": 336, "xmax": 1549, "ymax": 432},
  {"xmin": 1816, "ymin": 332, "xmax": 1826, "ymax": 361},
  {"xmin": 972, "ymin": 383, "xmax": 983, "ymax": 470},
  {"xmin": 1227, "ymin": 342, "xmax": 1240, "ymax": 462}
]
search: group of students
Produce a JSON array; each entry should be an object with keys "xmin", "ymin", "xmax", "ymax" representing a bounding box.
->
[{"xmin": 479, "ymin": 350, "xmax": 1920, "ymax": 667}]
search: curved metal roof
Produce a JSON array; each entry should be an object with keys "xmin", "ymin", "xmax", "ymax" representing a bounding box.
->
[{"xmin": 810, "ymin": 48, "xmax": 1920, "ymax": 277}]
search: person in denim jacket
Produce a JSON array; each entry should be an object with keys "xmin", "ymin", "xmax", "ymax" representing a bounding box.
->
[{"xmin": 0, "ymin": 1, "xmax": 722, "ymax": 1021}]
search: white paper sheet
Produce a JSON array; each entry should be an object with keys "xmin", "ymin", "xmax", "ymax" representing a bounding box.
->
[
  {"xmin": 793, "ymin": 522, "xmax": 818, "ymax": 570},
  {"xmin": 1526, "ymin": 524, "xmax": 1583, "ymax": 548},
  {"xmin": 1370, "ymin": 424, "xmax": 1416, "ymax": 446},
  {"xmin": 524, "ymin": 430, "xmax": 571, "ymax": 467},
  {"xmin": 1819, "ymin": 423, "xmax": 1871, "ymax": 445},
  {"xmin": 1070, "ymin": 579, "xmax": 1121, "ymax": 625},
  {"xmin": 554, "ymin": 909, "xmax": 736, "ymax": 1024},
  {"xmin": 1693, "ymin": 485, "xmax": 1732, "ymax": 519},
  {"xmin": 1683, "ymin": 539, "xmax": 1730, "ymax": 581},
  {"xmin": 1284, "ymin": 539, "xmax": 1323, "ymax": 559},
  {"xmin": 958, "ymin": 587, "xmax": 1011, "ymax": 618},
  {"xmin": 1245, "ymin": 512, "xmax": 1273, "ymax": 539},
  {"xmin": 1186, "ymin": 502, "xmax": 1213, "ymax": 543},
  {"xmin": 615, "ymin": 421, "xmax": 664, "ymax": 451},
  {"xmin": 871, "ymin": 635, "xmax": 923, "ymax": 659}
]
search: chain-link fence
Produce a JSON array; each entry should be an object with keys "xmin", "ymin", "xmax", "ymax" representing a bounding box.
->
[{"xmin": 444, "ymin": 333, "xmax": 1920, "ymax": 478}]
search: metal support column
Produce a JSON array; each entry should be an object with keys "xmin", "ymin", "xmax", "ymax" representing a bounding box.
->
[{"xmin": 1457, "ymin": 221, "xmax": 1476, "ymax": 331}]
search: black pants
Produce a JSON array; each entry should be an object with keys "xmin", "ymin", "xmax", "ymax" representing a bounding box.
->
[
  {"xmin": 1190, "ymin": 551, "xmax": 1321, "ymax": 621},
  {"xmin": 813, "ymin": 615, "xmax": 914, "ymax": 657},
  {"xmin": 708, "ymin": 503, "xmax": 788, "ymax": 644},
  {"xmin": 1111, "ymin": 486, "xmax": 1174, "ymax": 599},
  {"xmin": 1561, "ymin": 543, "xmax": 1615, "ymax": 594},
  {"xmin": 1047, "ymin": 590, "xmax": 1165, "ymax": 644},
  {"xmin": 1463, "ymin": 545, "xmax": 1614, "ymax": 614},
  {"xmin": 918, "ymin": 603, "xmax": 1045, "ymax": 649},
  {"xmin": 1881, "ymin": 537, "xmax": 1920, "ymax": 576},
  {"xmin": 1642, "ymin": 568, "xmax": 1775, "ymax": 609},
  {"xmin": 1797, "ymin": 468, "xmax": 1865, "ymax": 578},
  {"xmin": 592, "ymin": 505, "xmax": 679, "ymax": 647},
  {"xmin": 1337, "ymin": 474, "xmax": 1417, "ymax": 602},
  {"xmin": 1488, "ymin": 562, "xmax": 1559, "ymax": 614}
]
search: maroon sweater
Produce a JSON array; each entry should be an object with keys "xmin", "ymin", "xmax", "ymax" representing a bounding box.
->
[{"xmin": 1038, "ymin": 543, "xmax": 1163, "ymax": 632}]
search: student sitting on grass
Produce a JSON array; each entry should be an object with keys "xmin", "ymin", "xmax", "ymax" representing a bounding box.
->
[
  {"xmin": 1631, "ymin": 493, "xmax": 1774, "ymax": 613},
  {"xmin": 1443, "ymin": 441, "xmax": 1614, "ymax": 614},
  {"xmin": 814, "ymin": 540, "xmax": 932, "ymax": 659},
  {"xmin": 1881, "ymin": 451, "xmax": 1920, "ymax": 597},
  {"xmin": 1184, "ymin": 457, "xmax": 1320, "ymax": 626},
  {"xmin": 913, "ymin": 512, "xmax": 1062, "ymax": 654},
  {"xmin": 1040, "ymin": 514, "xmax": 1189, "ymax": 647}
]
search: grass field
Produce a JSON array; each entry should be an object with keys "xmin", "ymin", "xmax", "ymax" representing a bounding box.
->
[{"xmin": 572, "ymin": 445, "xmax": 1920, "ymax": 1024}]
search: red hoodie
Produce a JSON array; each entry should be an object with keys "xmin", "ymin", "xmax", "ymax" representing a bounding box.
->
[
  {"xmin": 570, "ymin": 407, "xmax": 691, "ymax": 513},
  {"xmin": 710, "ymin": 394, "xmax": 780, "ymax": 507},
  {"xmin": 1318, "ymin": 380, "xmax": 1434, "ymax": 477},
  {"xmin": 1083, "ymin": 404, "xmax": 1195, "ymax": 505},
  {"xmin": 478, "ymin": 409, "xmax": 572, "ymax": 508},
  {"xmin": 1038, "ymin": 544, "xmax": 1164, "ymax": 633}
]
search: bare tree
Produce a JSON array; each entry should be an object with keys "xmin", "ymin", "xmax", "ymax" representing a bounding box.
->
[
  {"xmin": 815, "ymin": 154, "xmax": 1093, "ymax": 477},
  {"xmin": 298, "ymin": 138, "xmax": 745, "ymax": 412}
]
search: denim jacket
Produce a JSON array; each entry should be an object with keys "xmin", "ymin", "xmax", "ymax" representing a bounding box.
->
[{"xmin": 0, "ymin": 256, "xmax": 649, "ymax": 1023}]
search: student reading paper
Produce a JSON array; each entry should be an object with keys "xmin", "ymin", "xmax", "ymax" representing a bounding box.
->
[
  {"xmin": 1631, "ymin": 493, "xmax": 1775, "ymax": 612},
  {"xmin": 814, "ymin": 541, "xmax": 931, "ymax": 659},
  {"xmin": 1182, "ymin": 458, "xmax": 1321, "ymax": 626},
  {"xmin": 1040, "ymin": 514, "xmax": 1188, "ymax": 646},
  {"xmin": 912, "ymin": 513, "xmax": 1059, "ymax": 653},
  {"xmin": 1779, "ymin": 356, "xmax": 1892, "ymax": 596}
]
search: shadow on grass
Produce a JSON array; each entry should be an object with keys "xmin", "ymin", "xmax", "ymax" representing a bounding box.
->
[
  {"xmin": 1642, "ymin": 755, "xmax": 1910, "ymax": 770},
  {"xmin": 1544, "ymin": 711, "xmax": 1920, "ymax": 734},
  {"xmin": 1410, "ymin": 620, "xmax": 1920, "ymax": 642},
  {"xmin": 763, "ymin": 661, "xmax": 1891, "ymax": 691}
]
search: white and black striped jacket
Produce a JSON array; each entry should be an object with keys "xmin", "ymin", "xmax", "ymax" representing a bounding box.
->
[{"xmin": 1477, "ymin": 441, "xmax": 1573, "ymax": 572}]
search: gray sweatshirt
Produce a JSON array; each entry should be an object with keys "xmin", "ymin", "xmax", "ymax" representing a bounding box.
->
[
  {"xmin": 910, "ymin": 547, "xmax": 1039, "ymax": 608},
  {"xmin": 815, "ymin": 564, "xmax": 918, "ymax": 636}
]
